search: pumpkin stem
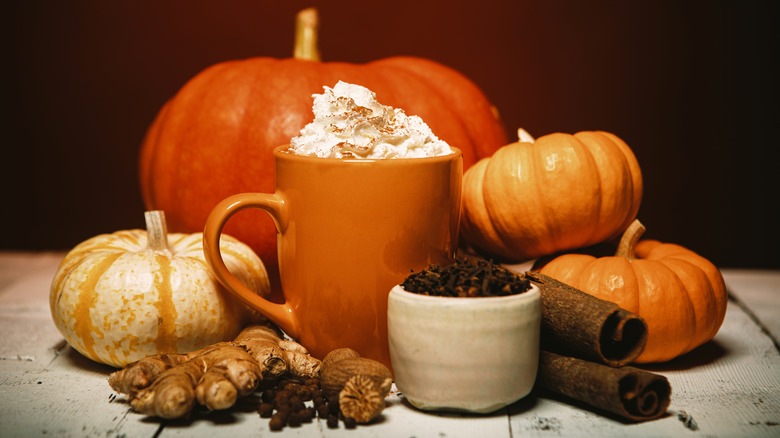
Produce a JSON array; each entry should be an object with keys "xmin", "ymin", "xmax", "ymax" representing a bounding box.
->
[
  {"xmin": 518, "ymin": 128, "xmax": 535, "ymax": 143},
  {"xmin": 145, "ymin": 210, "xmax": 173, "ymax": 256},
  {"xmin": 615, "ymin": 219, "xmax": 646, "ymax": 261},
  {"xmin": 294, "ymin": 8, "xmax": 321, "ymax": 61}
]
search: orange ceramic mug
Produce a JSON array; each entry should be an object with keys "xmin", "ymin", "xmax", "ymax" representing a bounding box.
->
[{"xmin": 203, "ymin": 145, "xmax": 462, "ymax": 368}]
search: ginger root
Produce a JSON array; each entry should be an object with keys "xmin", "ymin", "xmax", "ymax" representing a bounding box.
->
[{"xmin": 109, "ymin": 321, "xmax": 322, "ymax": 419}]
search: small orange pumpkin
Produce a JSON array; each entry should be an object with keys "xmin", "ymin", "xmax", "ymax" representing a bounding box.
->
[
  {"xmin": 536, "ymin": 220, "xmax": 727, "ymax": 363},
  {"xmin": 460, "ymin": 129, "xmax": 642, "ymax": 262}
]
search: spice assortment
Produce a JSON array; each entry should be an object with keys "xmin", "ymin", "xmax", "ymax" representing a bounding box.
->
[{"xmin": 258, "ymin": 348, "xmax": 391, "ymax": 431}]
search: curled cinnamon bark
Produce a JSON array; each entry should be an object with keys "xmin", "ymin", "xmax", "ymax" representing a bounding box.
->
[
  {"xmin": 538, "ymin": 351, "xmax": 671, "ymax": 421},
  {"xmin": 525, "ymin": 271, "xmax": 647, "ymax": 367}
]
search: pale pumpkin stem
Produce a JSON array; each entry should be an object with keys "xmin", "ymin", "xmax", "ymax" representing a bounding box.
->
[
  {"xmin": 294, "ymin": 8, "xmax": 321, "ymax": 61},
  {"xmin": 615, "ymin": 219, "xmax": 646, "ymax": 261},
  {"xmin": 145, "ymin": 210, "xmax": 173, "ymax": 256},
  {"xmin": 518, "ymin": 128, "xmax": 535, "ymax": 143}
]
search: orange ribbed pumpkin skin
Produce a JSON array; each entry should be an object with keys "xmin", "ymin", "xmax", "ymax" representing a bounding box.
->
[
  {"xmin": 538, "ymin": 239, "xmax": 727, "ymax": 363},
  {"xmin": 139, "ymin": 56, "xmax": 507, "ymax": 285},
  {"xmin": 460, "ymin": 131, "xmax": 642, "ymax": 262}
]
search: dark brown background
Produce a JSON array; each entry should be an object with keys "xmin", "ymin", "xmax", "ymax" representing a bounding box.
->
[{"xmin": 4, "ymin": 0, "xmax": 778, "ymax": 269}]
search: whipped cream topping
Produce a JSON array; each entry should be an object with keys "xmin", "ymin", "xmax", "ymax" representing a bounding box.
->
[{"xmin": 289, "ymin": 81, "xmax": 453, "ymax": 159}]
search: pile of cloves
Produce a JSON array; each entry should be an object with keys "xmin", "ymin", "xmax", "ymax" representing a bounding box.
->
[{"xmin": 400, "ymin": 257, "xmax": 532, "ymax": 297}]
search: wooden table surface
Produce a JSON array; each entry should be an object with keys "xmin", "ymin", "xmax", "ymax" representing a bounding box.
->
[{"xmin": 1, "ymin": 251, "xmax": 778, "ymax": 437}]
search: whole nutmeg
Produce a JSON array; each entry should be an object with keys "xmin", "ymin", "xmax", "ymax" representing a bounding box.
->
[
  {"xmin": 320, "ymin": 351, "xmax": 393, "ymax": 423},
  {"xmin": 321, "ymin": 348, "xmax": 361, "ymax": 370}
]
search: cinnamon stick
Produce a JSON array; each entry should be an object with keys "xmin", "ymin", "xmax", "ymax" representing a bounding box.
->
[
  {"xmin": 525, "ymin": 271, "xmax": 647, "ymax": 367},
  {"xmin": 538, "ymin": 351, "xmax": 671, "ymax": 422}
]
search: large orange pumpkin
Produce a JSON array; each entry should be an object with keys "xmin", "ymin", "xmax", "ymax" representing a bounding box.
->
[
  {"xmin": 139, "ymin": 9, "xmax": 507, "ymax": 289},
  {"xmin": 536, "ymin": 220, "xmax": 728, "ymax": 363},
  {"xmin": 461, "ymin": 129, "xmax": 642, "ymax": 262}
]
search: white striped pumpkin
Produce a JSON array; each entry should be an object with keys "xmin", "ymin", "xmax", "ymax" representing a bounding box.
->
[{"xmin": 50, "ymin": 211, "xmax": 269, "ymax": 368}]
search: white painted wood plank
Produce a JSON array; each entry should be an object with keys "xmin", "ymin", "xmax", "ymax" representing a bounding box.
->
[
  {"xmin": 722, "ymin": 269, "xmax": 780, "ymax": 342},
  {"xmin": 0, "ymin": 312, "xmax": 161, "ymax": 437},
  {"xmin": 366, "ymin": 388, "xmax": 512, "ymax": 438}
]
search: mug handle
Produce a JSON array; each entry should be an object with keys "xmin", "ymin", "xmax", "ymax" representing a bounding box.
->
[{"xmin": 203, "ymin": 192, "xmax": 299, "ymax": 339}]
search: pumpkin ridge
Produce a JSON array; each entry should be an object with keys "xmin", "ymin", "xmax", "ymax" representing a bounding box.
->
[
  {"xmin": 248, "ymin": 57, "xmax": 305, "ymax": 148},
  {"xmin": 531, "ymin": 135, "xmax": 564, "ymax": 255},
  {"xmin": 600, "ymin": 131, "xmax": 643, "ymax": 233},
  {"xmin": 482, "ymin": 143, "xmax": 547, "ymax": 259},
  {"xmin": 656, "ymin": 256, "xmax": 717, "ymax": 353},
  {"xmin": 144, "ymin": 83, "xmax": 194, "ymax": 220},
  {"xmin": 574, "ymin": 131, "xmax": 631, "ymax": 243},
  {"xmin": 589, "ymin": 256, "xmax": 640, "ymax": 313},
  {"xmin": 632, "ymin": 259, "xmax": 696, "ymax": 362},
  {"xmin": 72, "ymin": 252, "xmax": 123, "ymax": 362},
  {"xmin": 153, "ymin": 254, "xmax": 178, "ymax": 353},
  {"xmin": 653, "ymin": 249, "xmax": 726, "ymax": 345},
  {"xmin": 172, "ymin": 61, "xmax": 254, "ymax": 233},
  {"xmin": 520, "ymin": 144, "xmax": 555, "ymax": 257},
  {"xmin": 575, "ymin": 134, "xmax": 606, "ymax": 247},
  {"xmin": 461, "ymin": 158, "xmax": 516, "ymax": 259},
  {"xmin": 139, "ymin": 101, "xmax": 171, "ymax": 210}
]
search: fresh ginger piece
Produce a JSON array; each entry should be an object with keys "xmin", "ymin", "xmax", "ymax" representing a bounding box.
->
[
  {"xmin": 108, "ymin": 353, "xmax": 189, "ymax": 396},
  {"xmin": 130, "ymin": 360, "xmax": 202, "ymax": 419},
  {"xmin": 235, "ymin": 323, "xmax": 322, "ymax": 378},
  {"xmin": 109, "ymin": 321, "xmax": 322, "ymax": 419},
  {"xmin": 196, "ymin": 369, "xmax": 237, "ymax": 411},
  {"xmin": 197, "ymin": 344, "xmax": 262, "ymax": 397}
]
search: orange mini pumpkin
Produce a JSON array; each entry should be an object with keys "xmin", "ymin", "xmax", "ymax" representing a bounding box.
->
[
  {"xmin": 461, "ymin": 129, "xmax": 642, "ymax": 262},
  {"xmin": 536, "ymin": 220, "xmax": 728, "ymax": 363}
]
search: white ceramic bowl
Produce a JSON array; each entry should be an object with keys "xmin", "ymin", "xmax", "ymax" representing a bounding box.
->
[{"xmin": 387, "ymin": 283, "xmax": 540, "ymax": 413}]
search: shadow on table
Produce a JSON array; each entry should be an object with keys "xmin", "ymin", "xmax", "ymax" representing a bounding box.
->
[
  {"xmin": 639, "ymin": 340, "xmax": 728, "ymax": 372},
  {"xmin": 50, "ymin": 339, "xmax": 115, "ymax": 374},
  {"xmin": 530, "ymin": 387, "xmax": 674, "ymax": 425},
  {"xmin": 396, "ymin": 391, "xmax": 538, "ymax": 419},
  {"xmin": 139, "ymin": 394, "xmax": 264, "ymax": 428}
]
